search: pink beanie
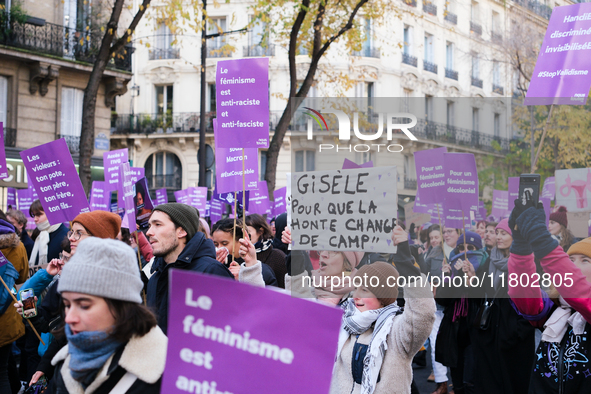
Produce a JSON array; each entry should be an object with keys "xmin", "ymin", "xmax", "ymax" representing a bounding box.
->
[
  {"xmin": 343, "ymin": 251, "xmax": 364, "ymax": 269},
  {"xmin": 496, "ymin": 219, "xmax": 512, "ymax": 236}
]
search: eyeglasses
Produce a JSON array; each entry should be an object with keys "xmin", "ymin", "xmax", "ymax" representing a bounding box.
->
[
  {"xmin": 59, "ymin": 252, "xmax": 70, "ymax": 263},
  {"xmin": 458, "ymin": 244, "xmax": 476, "ymax": 252},
  {"xmin": 67, "ymin": 230, "xmax": 89, "ymax": 241}
]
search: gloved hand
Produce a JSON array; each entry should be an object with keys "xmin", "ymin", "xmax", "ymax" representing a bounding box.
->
[
  {"xmin": 508, "ymin": 198, "xmax": 533, "ymax": 256},
  {"xmin": 513, "ymin": 197, "xmax": 557, "ymax": 260}
]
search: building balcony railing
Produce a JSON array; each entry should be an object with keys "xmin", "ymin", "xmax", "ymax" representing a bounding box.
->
[
  {"xmin": 402, "ymin": 53, "xmax": 418, "ymax": 67},
  {"xmin": 513, "ymin": 0, "xmax": 552, "ymax": 20},
  {"xmin": 243, "ymin": 44, "xmax": 275, "ymax": 57},
  {"xmin": 424, "ymin": 60, "xmax": 438, "ymax": 74},
  {"xmin": 149, "ymin": 47, "xmax": 180, "ymax": 60},
  {"xmin": 412, "ymin": 119, "xmax": 510, "ymax": 153},
  {"xmin": 445, "ymin": 68, "xmax": 458, "ymax": 80},
  {"xmin": 423, "ymin": 2, "xmax": 437, "ymax": 16},
  {"xmin": 352, "ymin": 47, "xmax": 380, "ymax": 58},
  {"xmin": 0, "ymin": 11, "xmax": 132, "ymax": 72},
  {"xmin": 404, "ymin": 178, "xmax": 417, "ymax": 190},
  {"xmin": 402, "ymin": 0, "xmax": 417, "ymax": 7},
  {"xmin": 207, "ymin": 43, "xmax": 233, "ymax": 58},
  {"xmin": 111, "ymin": 112, "xmax": 217, "ymax": 135},
  {"xmin": 444, "ymin": 11, "xmax": 457, "ymax": 24},
  {"xmin": 493, "ymin": 84, "xmax": 504, "ymax": 95},
  {"xmin": 471, "ymin": 76, "xmax": 483, "ymax": 88},
  {"xmin": 470, "ymin": 21, "xmax": 483, "ymax": 36},
  {"xmin": 147, "ymin": 174, "xmax": 182, "ymax": 191},
  {"xmin": 491, "ymin": 32, "xmax": 503, "ymax": 44},
  {"xmin": 58, "ymin": 134, "xmax": 80, "ymax": 154},
  {"xmin": 4, "ymin": 128, "xmax": 16, "ymax": 148}
]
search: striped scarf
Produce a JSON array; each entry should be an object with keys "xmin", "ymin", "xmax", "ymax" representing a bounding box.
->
[{"xmin": 338, "ymin": 299, "xmax": 402, "ymax": 394}]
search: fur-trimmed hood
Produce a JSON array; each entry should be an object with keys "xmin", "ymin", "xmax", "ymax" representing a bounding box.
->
[
  {"xmin": 0, "ymin": 232, "xmax": 21, "ymax": 249},
  {"xmin": 52, "ymin": 326, "xmax": 168, "ymax": 394}
]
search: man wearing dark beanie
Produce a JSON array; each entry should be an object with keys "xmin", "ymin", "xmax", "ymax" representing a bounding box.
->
[{"xmin": 146, "ymin": 203, "xmax": 232, "ymax": 334}]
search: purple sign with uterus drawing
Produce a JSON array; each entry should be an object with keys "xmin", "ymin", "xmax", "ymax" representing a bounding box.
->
[{"xmin": 556, "ymin": 168, "xmax": 591, "ymax": 212}]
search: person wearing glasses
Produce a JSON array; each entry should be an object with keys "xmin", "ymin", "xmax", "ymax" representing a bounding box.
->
[
  {"xmin": 14, "ymin": 210, "xmax": 122, "ymax": 389},
  {"xmin": 435, "ymin": 231, "xmax": 487, "ymax": 394},
  {"xmin": 442, "ymin": 227, "xmax": 460, "ymax": 261}
]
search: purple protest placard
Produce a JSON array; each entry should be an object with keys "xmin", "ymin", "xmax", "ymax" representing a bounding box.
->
[
  {"xmin": 525, "ymin": 3, "xmax": 591, "ymax": 105},
  {"xmin": 542, "ymin": 176, "xmax": 556, "ymax": 200},
  {"xmin": 119, "ymin": 162, "xmax": 136, "ymax": 231},
  {"xmin": 492, "ymin": 190, "xmax": 509, "ymax": 220},
  {"xmin": 0, "ymin": 123, "xmax": 7, "ymax": 179},
  {"xmin": 205, "ymin": 200, "xmax": 211, "ymax": 218},
  {"xmin": 17, "ymin": 188, "xmax": 35, "ymax": 230},
  {"xmin": 443, "ymin": 153, "xmax": 478, "ymax": 212},
  {"xmin": 174, "ymin": 189, "xmax": 189, "ymax": 205},
  {"xmin": 6, "ymin": 187, "xmax": 15, "ymax": 210},
  {"xmin": 188, "ymin": 187, "xmax": 208, "ymax": 217},
  {"xmin": 414, "ymin": 147, "xmax": 447, "ymax": 204},
  {"xmin": 134, "ymin": 177, "xmax": 154, "ymax": 229},
  {"xmin": 155, "ymin": 188, "xmax": 168, "ymax": 206},
  {"xmin": 103, "ymin": 149, "xmax": 128, "ymax": 187},
  {"xmin": 28, "ymin": 183, "xmax": 38, "ymax": 200},
  {"xmin": 214, "ymin": 119, "xmax": 259, "ymax": 193},
  {"xmin": 89, "ymin": 181, "xmax": 111, "ymax": 212},
  {"xmin": 0, "ymin": 249, "xmax": 8, "ymax": 268},
  {"xmin": 541, "ymin": 197, "xmax": 552, "ymax": 228},
  {"xmin": 508, "ymin": 177, "xmax": 520, "ymax": 213},
  {"xmin": 215, "ymin": 58, "xmax": 270, "ymax": 148},
  {"xmin": 209, "ymin": 199, "xmax": 225, "ymax": 224},
  {"xmin": 162, "ymin": 270, "xmax": 342, "ymax": 394},
  {"xmin": 248, "ymin": 181, "xmax": 271, "ymax": 216},
  {"xmin": 20, "ymin": 139, "xmax": 90, "ymax": 224},
  {"xmin": 129, "ymin": 167, "xmax": 145, "ymax": 184},
  {"xmin": 214, "ymin": 187, "xmax": 250, "ymax": 211},
  {"xmin": 272, "ymin": 187, "xmax": 286, "ymax": 217}
]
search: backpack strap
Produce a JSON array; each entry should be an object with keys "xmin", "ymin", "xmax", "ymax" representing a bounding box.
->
[{"xmin": 108, "ymin": 371, "xmax": 138, "ymax": 394}]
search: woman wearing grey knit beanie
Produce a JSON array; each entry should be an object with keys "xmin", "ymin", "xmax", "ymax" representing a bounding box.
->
[{"xmin": 49, "ymin": 237, "xmax": 167, "ymax": 393}]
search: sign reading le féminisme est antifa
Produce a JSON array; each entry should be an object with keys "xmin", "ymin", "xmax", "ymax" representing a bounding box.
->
[
  {"xmin": 215, "ymin": 58, "xmax": 269, "ymax": 149},
  {"xmin": 525, "ymin": 2, "xmax": 591, "ymax": 105},
  {"xmin": 21, "ymin": 139, "xmax": 90, "ymax": 225},
  {"xmin": 291, "ymin": 166, "xmax": 398, "ymax": 253},
  {"xmin": 162, "ymin": 270, "xmax": 342, "ymax": 394}
]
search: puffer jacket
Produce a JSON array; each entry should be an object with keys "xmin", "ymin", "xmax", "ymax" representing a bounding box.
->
[{"xmin": 0, "ymin": 232, "xmax": 29, "ymax": 347}]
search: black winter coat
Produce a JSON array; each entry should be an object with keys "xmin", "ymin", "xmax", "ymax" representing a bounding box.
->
[{"xmin": 147, "ymin": 232, "xmax": 233, "ymax": 334}]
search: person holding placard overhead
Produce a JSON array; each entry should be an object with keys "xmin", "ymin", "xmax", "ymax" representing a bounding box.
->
[
  {"xmin": 330, "ymin": 225, "xmax": 435, "ymax": 394},
  {"xmin": 49, "ymin": 238, "xmax": 167, "ymax": 393}
]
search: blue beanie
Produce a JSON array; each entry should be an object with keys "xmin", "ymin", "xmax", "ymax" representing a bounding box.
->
[{"xmin": 456, "ymin": 231, "xmax": 482, "ymax": 250}]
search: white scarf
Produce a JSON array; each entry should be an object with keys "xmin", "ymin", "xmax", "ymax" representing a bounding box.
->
[
  {"xmin": 29, "ymin": 221, "xmax": 62, "ymax": 267},
  {"xmin": 541, "ymin": 296, "xmax": 587, "ymax": 343},
  {"xmin": 337, "ymin": 299, "xmax": 402, "ymax": 394}
]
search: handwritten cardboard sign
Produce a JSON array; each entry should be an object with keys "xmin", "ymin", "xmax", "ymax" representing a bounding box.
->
[
  {"xmin": 162, "ymin": 270, "xmax": 342, "ymax": 394},
  {"xmin": 291, "ymin": 166, "xmax": 398, "ymax": 252}
]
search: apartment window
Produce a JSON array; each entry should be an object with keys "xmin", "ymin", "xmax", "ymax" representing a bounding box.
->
[
  {"xmin": 472, "ymin": 108, "xmax": 479, "ymax": 131},
  {"xmin": 362, "ymin": 18, "xmax": 372, "ymax": 53},
  {"xmin": 295, "ymin": 150, "xmax": 315, "ymax": 172},
  {"xmin": 404, "ymin": 155, "xmax": 416, "ymax": 180},
  {"xmin": 155, "ymin": 85, "xmax": 173, "ymax": 115},
  {"xmin": 447, "ymin": 101, "xmax": 455, "ymax": 127},
  {"xmin": 355, "ymin": 151, "xmax": 372, "ymax": 165},
  {"xmin": 403, "ymin": 25, "xmax": 413, "ymax": 55},
  {"xmin": 249, "ymin": 16, "xmax": 268, "ymax": 48},
  {"xmin": 446, "ymin": 42, "xmax": 454, "ymax": 70},
  {"xmin": 207, "ymin": 17, "xmax": 227, "ymax": 49},
  {"xmin": 493, "ymin": 62, "xmax": 501, "ymax": 86},
  {"xmin": 61, "ymin": 87, "xmax": 83, "ymax": 137},
  {"xmin": 0, "ymin": 76, "xmax": 7, "ymax": 126},
  {"xmin": 471, "ymin": 1, "xmax": 479, "ymax": 22},
  {"xmin": 492, "ymin": 11, "xmax": 500, "ymax": 33},
  {"xmin": 403, "ymin": 89, "xmax": 412, "ymax": 112},
  {"xmin": 156, "ymin": 23, "xmax": 173, "ymax": 50},
  {"xmin": 472, "ymin": 57, "xmax": 480, "ymax": 79},
  {"xmin": 425, "ymin": 95, "xmax": 434, "ymax": 121},
  {"xmin": 207, "ymin": 83, "xmax": 216, "ymax": 112},
  {"xmin": 260, "ymin": 150, "xmax": 267, "ymax": 181},
  {"xmin": 494, "ymin": 113, "xmax": 500, "ymax": 137},
  {"xmin": 424, "ymin": 34, "xmax": 434, "ymax": 62},
  {"xmin": 145, "ymin": 151, "xmax": 182, "ymax": 190}
]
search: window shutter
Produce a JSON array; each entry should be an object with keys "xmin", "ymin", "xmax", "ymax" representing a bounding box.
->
[
  {"xmin": 0, "ymin": 76, "xmax": 7, "ymax": 126},
  {"xmin": 61, "ymin": 87, "xmax": 74, "ymax": 136}
]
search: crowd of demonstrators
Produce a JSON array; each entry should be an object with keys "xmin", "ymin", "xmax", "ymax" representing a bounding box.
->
[{"xmin": 7, "ymin": 192, "xmax": 589, "ymax": 394}]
